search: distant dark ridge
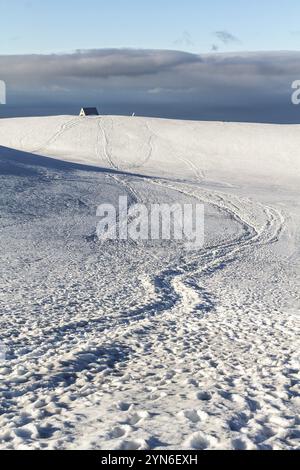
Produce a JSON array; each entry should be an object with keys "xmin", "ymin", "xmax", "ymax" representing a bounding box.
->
[{"xmin": 1, "ymin": 103, "xmax": 300, "ymax": 124}]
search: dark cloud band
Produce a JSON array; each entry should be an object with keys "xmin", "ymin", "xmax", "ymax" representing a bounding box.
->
[{"xmin": 1, "ymin": 49, "xmax": 300, "ymax": 122}]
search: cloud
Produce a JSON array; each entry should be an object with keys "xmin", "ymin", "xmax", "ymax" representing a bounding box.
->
[
  {"xmin": 173, "ymin": 31, "xmax": 194, "ymax": 48},
  {"xmin": 0, "ymin": 49, "xmax": 199, "ymax": 83},
  {"xmin": 214, "ymin": 31, "xmax": 241, "ymax": 45},
  {"xmin": 1, "ymin": 48, "xmax": 300, "ymax": 122}
]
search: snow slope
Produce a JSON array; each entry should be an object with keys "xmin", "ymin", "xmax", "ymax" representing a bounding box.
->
[
  {"xmin": 0, "ymin": 115, "xmax": 299, "ymax": 450},
  {"xmin": 1, "ymin": 115, "xmax": 300, "ymax": 187}
]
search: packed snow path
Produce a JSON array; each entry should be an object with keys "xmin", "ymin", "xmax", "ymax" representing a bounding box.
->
[{"xmin": 0, "ymin": 116, "xmax": 299, "ymax": 450}]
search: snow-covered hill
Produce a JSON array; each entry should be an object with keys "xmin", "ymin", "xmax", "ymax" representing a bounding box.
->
[
  {"xmin": 0, "ymin": 115, "xmax": 299, "ymax": 450},
  {"xmin": 1, "ymin": 115, "xmax": 300, "ymax": 186}
]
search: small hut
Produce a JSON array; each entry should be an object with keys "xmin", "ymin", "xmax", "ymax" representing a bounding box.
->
[{"xmin": 79, "ymin": 107, "xmax": 99, "ymax": 117}]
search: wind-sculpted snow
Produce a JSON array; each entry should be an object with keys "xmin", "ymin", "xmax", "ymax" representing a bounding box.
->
[{"xmin": 0, "ymin": 116, "xmax": 299, "ymax": 449}]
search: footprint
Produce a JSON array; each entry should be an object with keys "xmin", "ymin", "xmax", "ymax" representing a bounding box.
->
[
  {"xmin": 228, "ymin": 415, "xmax": 248, "ymax": 432},
  {"xmin": 185, "ymin": 432, "xmax": 218, "ymax": 450},
  {"xmin": 231, "ymin": 437, "xmax": 256, "ymax": 450},
  {"xmin": 109, "ymin": 425, "xmax": 131, "ymax": 439},
  {"xmin": 116, "ymin": 402, "xmax": 132, "ymax": 412},
  {"xmin": 268, "ymin": 414, "xmax": 292, "ymax": 428},
  {"xmin": 12, "ymin": 423, "xmax": 39, "ymax": 440},
  {"xmin": 218, "ymin": 390, "xmax": 232, "ymax": 400},
  {"xmin": 149, "ymin": 392, "xmax": 167, "ymax": 401},
  {"xmin": 254, "ymin": 426, "xmax": 277, "ymax": 445},
  {"xmin": 118, "ymin": 439, "xmax": 149, "ymax": 450},
  {"xmin": 184, "ymin": 378, "xmax": 199, "ymax": 387},
  {"xmin": 246, "ymin": 398, "xmax": 261, "ymax": 412},
  {"xmin": 196, "ymin": 391, "xmax": 212, "ymax": 401},
  {"xmin": 127, "ymin": 411, "xmax": 150, "ymax": 426},
  {"xmin": 179, "ymin": 409, "xmax": 209, "ymax": 424},
  {"xmin": 231, "ymin": 394, "xmax": 246, "ymax": 405}
]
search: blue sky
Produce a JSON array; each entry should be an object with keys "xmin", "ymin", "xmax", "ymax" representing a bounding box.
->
[
  {"xmin": 1, "ymin": 0, "xmax": 300, "ymax": 55},
  {"xmin": 1, "ymin": 0, "xmax": 300, "ymax": 123}
]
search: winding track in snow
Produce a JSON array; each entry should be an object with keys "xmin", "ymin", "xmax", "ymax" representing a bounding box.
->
[
  {"xmin": 5, "ymin": 117, "xmax": 286, "ymax": 362},
  {"xmin": 25, "ymin": 116, "xmax": 286, "ymax": 342},
  {"xmin": 97, "ymin": 118, "xmax": 118, "ymax": 170},
  {"xmin": 0, "ymin": 116, "xmax": 294, "ymax": 450}
]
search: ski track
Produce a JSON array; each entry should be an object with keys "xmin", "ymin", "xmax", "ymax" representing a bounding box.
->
[
  {"xmin": 31, "ymin": 118, "xmax": 81, "ymax": 154},
  {"xmin": 97, "ymin": 118, "xmax": 118, "ymax": 171},
  {"xmin": 145, "ymin": 119, "xmax": 206, "ymax": 180},
  {"xmin": 0, "ymin": 116, "xmax": 299, "ymax": 450}
]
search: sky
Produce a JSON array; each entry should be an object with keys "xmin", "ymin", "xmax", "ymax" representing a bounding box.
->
[
  {"xmin": 0, "ymin": 0, "xmax": 300, "ymax": 122},
  {"xmin": 1, "ymin": 0, "xmax": 300, "ymax": 55}
]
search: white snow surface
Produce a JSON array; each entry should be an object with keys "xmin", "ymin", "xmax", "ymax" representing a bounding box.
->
[{"xmin": 0, "ymin": 115, "xmax": 299, "ymax": 450}]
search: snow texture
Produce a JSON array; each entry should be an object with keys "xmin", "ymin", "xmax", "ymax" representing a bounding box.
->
[{"xmin": 0, "ymin": 115, "xmax": 299, "ymax": 450}]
